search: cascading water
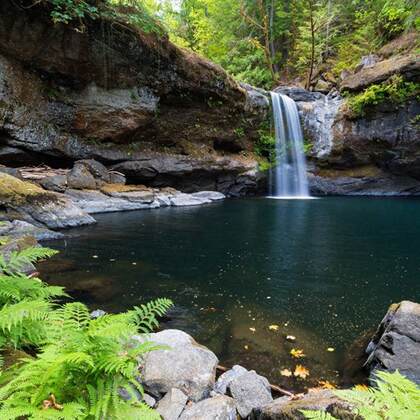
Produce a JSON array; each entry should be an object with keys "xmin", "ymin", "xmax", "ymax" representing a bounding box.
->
[{"xmin": 269, "ymin": 92, "xmax": 310, "ymax": 198}]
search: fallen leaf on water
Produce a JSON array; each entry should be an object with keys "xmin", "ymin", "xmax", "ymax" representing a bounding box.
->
[
  {"xmin": 286, "ymin": 335, "xmax": 296, "ymax": 341},
  {"xmin": 249, "ymin": 327, "xmax": 256, "ymax": 333},
  {"xmin": 269, "ymin": 324, "xmax": 280, "ymax": 331},
  {"xmin": 244, "ymin": 345, "xmax": 249, "ymax": 350},
  {"xmin": 354, "ymin": 384, "xmax": 369, "ymax": 391},
  {"xmin": 294, "ymin": 365, "xmax": 310, "ymax": 379},
  {"xmin": 290, "ymin": 348, "xmax": 305, "ymax": 358},
  {"xmin": 327, "ymin": 347, "xmax": 335, "ymax": 352},
  {"xmin": 280, "ymin": 368, "xmax": 292, "ymax": 377},
  {"xmin": 318, "ymin": 380, "xmax": 336, "ymax": 389}
]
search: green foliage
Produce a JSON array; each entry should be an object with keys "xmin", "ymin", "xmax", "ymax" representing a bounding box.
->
[
  {"xmin": 47, "ymin": 0, "xmax": 99, "ymax": 24},
  {"xmin": 0, "ymin": 247, "xmax": 173, "ymax": 419},
  {"xmin": 347, "ymin": 75, "xmax": 419, "ymax": 116},
  {"xmin": 0, "ymin": 247, "xmax": 58, "ymax": 275},
  {"xmin": 302, "ymin": 371, "xmax": 420, "ymax": 419},
  {"xmin": 255, "ymin": 132, "xmax": 276, "ymax": 163}
]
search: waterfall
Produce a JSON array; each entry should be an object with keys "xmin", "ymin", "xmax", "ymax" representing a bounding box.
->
[{"xmin": 269, "ymin": 92, "xmax": 310, "ymax": 198}]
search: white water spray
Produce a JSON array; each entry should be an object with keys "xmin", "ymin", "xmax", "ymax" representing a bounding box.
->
[{"xmin": 269, "ymin": 92, "xmax": 310, "ymax": 198}]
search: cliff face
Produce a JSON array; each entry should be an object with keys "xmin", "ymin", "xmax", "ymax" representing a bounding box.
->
[
  {"xmin": 278, "ymin": 36, "xmax": 420, "ymax": 196},
  {"xmin": 0, "ymin": 1, "xmax": 268, "ymax": 195}
]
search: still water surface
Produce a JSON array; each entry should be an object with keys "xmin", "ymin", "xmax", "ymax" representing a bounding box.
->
[{"xmin": 40, "ymin": 197, "xmax": 420, "ymax": 389}]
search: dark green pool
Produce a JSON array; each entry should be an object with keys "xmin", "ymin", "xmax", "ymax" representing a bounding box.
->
[{"xmin": 40, "ymin": 197, "xmax": 420, "ymax": 390}]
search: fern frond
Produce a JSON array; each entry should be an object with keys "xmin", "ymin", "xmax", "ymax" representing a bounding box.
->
[{"xmin": 0, "ymin": 248, "xmax": 58, "ymax": 275}]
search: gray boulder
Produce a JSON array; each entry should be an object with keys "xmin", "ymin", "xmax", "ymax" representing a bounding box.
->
[
  {"xmin": 170, "ymin": 193, "xmax": 211, "ymax": 207},
  {"xmin": 229, "ymin": 370, "xmax": 273, "ymax": 418},
  {"xmin": 191, "ymin": 191, "xmax": 225, "ymax": 201},
  {"xmin": 76, "ymin": 159, "xmax": 111, "ymax": 183},
  {"xmin": 140, "ymin": 329, "xmax": 218, "ymax": 401},
  {"xmin": 214, "ymin": 365, "xmax": 248, "ymax": 395},
  {"xmin": 65, "ymin": 189, "xmax": 159, "ymax": 214},
  {"xmin": 0, "ymin": 220, "xmax": 63, "ymax": 241},
  {"xmin": 156, "ymin": 388, "xmax": 188, "ymax": 420},
  {"xmin": 39, "ymin": 175, "xmax": 68, "ymax": 193},
  {"xmin": 67, "ymin": 163, "xmax": 97, "ymax": 190},
  {"xmin": 365, "ymin": 300, "xmax": 420, "ymax": 385},
  {"xmin": 179, "ymin": 395, "xmax": 237, "ymax": 420}
]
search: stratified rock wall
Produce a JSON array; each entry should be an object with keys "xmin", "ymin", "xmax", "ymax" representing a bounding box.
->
[{"xmin": 0, "ymin": 0, "xmax": 268, "ymax": 196}]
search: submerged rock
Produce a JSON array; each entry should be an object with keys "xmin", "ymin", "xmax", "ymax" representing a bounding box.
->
[
  {"xmin": 365, "ymin": 300, "xmax": 420, "ymax": 385},
  {"xmin": 140, "ymin": 329, "xmax": 218, "ymax": 401},
  {"xmin": 179, "ymin": 395, "xmax": 237, "ymax": 420}
]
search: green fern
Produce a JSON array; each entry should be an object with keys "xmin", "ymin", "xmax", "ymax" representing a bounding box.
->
[
  {"xmin": 0, "ymin": 247, "xmax": 173, "ymax": 419},
  {"xmin": 302, "ymin": 371, "xmax": 420, "ymax": 420},
  {"xmin": 0, "ymin": 247, "xmax": 58, "ymax": 275}
]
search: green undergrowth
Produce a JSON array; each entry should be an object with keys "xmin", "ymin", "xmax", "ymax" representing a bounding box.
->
[
  {"xmin": 0, "ymin": 246, "xmax": 172, "ymax": 419},
  {"xmin": 302, "ymin": 370, "xmax": 420, "ymax": 419},
  {"xmin": 346, "ymin": 75, "xmax": 419, "ymax": 116}
]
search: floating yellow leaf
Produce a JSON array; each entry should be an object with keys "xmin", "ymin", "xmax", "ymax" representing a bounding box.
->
[
  {"xmin": 318, "ymin": 380, "xmax": 336, "ymax": 390},
  {"xmin": 244, "ymin": 345, "xmax": 249, "ymax": 350},
  {"xmin": 286, "ymin": 335, "xmax": 296, "ymax": 341},
  {"xmin": 268, "ymin": 324, "xmax": 279, "ymax": 331},
  {"xmin": 294, "ymin": 365, "xmax": 310, "ymax": 379},
  {"xmin": 354, "ymin": 384, "xmax": 369, "ymax": 391},
  {"xmin": 280, "ymin": 368, "xmax": 292, "ymax": 377},
  {"xmin": 290, "ymin": 348, "xmax": 305, "ymax": 358},
  {"xmin": 327, "ymin": 347, "xmax": 335, "ymax": 352},
  {"xmin": 249, "ymin": 327, "xmax": 256, "ymax": 333}
]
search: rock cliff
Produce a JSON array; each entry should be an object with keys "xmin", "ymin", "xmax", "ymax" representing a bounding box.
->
[{"xmin": 0, "ymin": 0, "xmax": 267, "ymax": 196}]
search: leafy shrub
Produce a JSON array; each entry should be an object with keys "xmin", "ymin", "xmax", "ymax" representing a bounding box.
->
[
  {"xmin": 0, "ymin": 247, "xmax": 173, "ymax": 419},
  {"xmin": 347, "ymin": 75, "xmax": 419, "ymax": 116},
  {"xmin": 377, "ymin": 0, "xmax": 413, "ymax": 39},
  {"xmin": 301, "ymin": 370, "xmax": 420, "ymax": 419},
  {"xmin": 255, "ymin": 132, "xmax": 276, "ymax": 165}
]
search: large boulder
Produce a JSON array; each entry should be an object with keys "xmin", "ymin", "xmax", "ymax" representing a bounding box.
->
[
  {"xmin": 67, "ymin": 163, "xmax": 97, "ymax": 190},
  {"xmin": 0, "ymin": 173, "xmax": 95, "ymax": 229},
  {"xmin": 252, "ymin": 390, "xmax": 353, "ymax": 420},
  {"xmin": 140, "ymin": 329, "xmax": 218, "ymax": 402},
  {"xmin": 179, "ymin": 395, "xmax": 237, "ymax": 420},
  {"xmin": 365, "ymin": 300, "xmax": 420, "ymax": 385}
]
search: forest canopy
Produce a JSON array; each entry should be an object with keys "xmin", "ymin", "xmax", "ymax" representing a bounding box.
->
[{"xmin": 44, "ymin": 0, "xmax": 419, "ymax": 89}]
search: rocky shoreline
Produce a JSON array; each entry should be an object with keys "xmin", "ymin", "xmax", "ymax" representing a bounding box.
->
[
  {"xmin": 0, "ymin": 159, "xmax": 229, "ymax": 239},
  {"xmin": 105, "ymin": 302, "xmax": 420, "ymax": 419}
]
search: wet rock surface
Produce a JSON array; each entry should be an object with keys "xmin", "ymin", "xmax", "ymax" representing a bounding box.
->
[{"xmin": 365, "ymin": 300, "xmax": 420, "ymax": 385}]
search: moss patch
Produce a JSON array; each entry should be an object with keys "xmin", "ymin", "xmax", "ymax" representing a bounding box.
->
[{"xmin": 0, "ymin": 173, "xmax": 57, "ymax": 207}]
